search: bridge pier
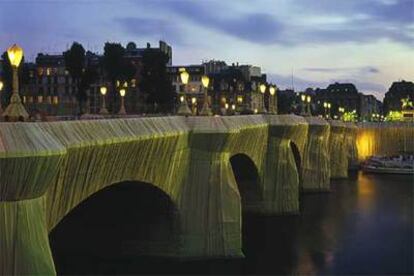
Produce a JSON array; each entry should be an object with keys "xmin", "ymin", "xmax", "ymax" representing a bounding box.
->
[
  {"xmin": 178, "ymin": 150, "xmax": 242, "ymax": 258},
  {"xmin": 0, "ymin": 196, "xmax": 55, "ymax": 275},
  {"xmin": 301, "ymin": 117, "xmax": 331, "ymax": 191}
]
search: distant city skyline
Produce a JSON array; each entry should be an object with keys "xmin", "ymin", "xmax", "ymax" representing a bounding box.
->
[{"xmin": 0, "ymin": 0, "xmax": 413, "ymax": 99}]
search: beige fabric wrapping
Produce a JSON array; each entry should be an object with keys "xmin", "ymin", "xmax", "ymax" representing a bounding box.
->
[
  {"xmin": 328, "ymin": 120, "xmax": 349, "ymax": 178},
  {"xmin": 1, "ymin": 115, "xmax": 352, "ymax": 275},
  {"xmin": 356, "ymin": 122, "xmax": 414, "ymax": 161},
  {"xmin": 343, "ymin": 122, "xmax": 359, "ymax": 167},
  {"xmin": 302, "ymin": 117, "xmax": 331, "ymax": 191}
]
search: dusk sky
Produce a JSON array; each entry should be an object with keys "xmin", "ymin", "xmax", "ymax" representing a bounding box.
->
[{"xmin": 0, "ymin": 0, "xmax": 413, "ymax": 99}]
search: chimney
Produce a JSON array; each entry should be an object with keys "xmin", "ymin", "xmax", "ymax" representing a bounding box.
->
[{"xmin": 147, "ymin": 43, "xmax": 151, "ymax": 48}]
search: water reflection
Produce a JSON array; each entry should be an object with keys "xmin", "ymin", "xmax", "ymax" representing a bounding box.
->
[{"xmin": 51, "ymin": 172, "xmax": 413, "ymax": 275}]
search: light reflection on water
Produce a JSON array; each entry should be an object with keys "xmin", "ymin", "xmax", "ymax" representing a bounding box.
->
[{"xmin": 51, "ymin": 172, "xmax": 413, "ymax": 275}]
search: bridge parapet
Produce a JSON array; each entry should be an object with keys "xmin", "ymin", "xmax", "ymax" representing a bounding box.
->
[{"xmin": 328, "ymin": 120, "xmax": 349, "ymax": 178}]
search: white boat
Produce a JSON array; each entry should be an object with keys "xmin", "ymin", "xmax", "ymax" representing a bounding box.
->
[{"xmin": 362, "ymin": 154, "xmax": 414, "ymax": 175}]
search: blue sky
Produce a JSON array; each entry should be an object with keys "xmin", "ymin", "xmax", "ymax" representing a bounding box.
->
[{"xmin": 0, "ymin": 0, "xmax": 413, "ymax": 99}]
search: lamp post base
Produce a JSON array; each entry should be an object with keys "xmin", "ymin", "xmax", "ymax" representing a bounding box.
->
[
  {"xmin": 2, "ymin": 93, "xmax": 29, "ymax": 121},
  {"xmin": 199, "ymin": 103, "xmax": 212, "ymax": 116},
  {"xmin": 177, "ymin": 102, "xmax": 192, "ymax": 116}
]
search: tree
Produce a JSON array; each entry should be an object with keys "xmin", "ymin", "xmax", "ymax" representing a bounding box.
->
[
  {"xmin": 103, "ymin": 43, "xmax": 126, "ymax": 112},
  {"xmin": 139, "ymin": 48, "xmax": 174, "ymax": 113},
  {"xmin": 63, "ymin": 42, "xmax": 86, "ymax": 113}
]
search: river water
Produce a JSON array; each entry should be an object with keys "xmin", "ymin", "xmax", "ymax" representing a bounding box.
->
[{"xmin": 50, "ymin": 172, "xmax": 413, "ymax": 275}]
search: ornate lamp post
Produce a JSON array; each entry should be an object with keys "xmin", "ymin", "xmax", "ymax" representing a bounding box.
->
[
  {"xmin": 327, "ymin": 102, "xmax": 332, "ymax": 119},
  {"xmin": 119, "ymin": 88, "xmax": 127, "ymax": 115},
  {"xmin": 306, "ymin": 95, "xmax": 311, "ymax": 116},
  {"xmin": 224, "ymin": 103, "xmax": 229, "ymax": 116},
  {"xmin": 191, "ymin": 97, "xmax": 197, "ymax": 115},
  {"xmin": 301, "ymin": 94, "xmax": 306, "ymax": 116},
  {"xmin": 0, "ymin": 80, "xmax": 3, "ymax": 115},
  {"xmin": 3, "ymin": 44, "xmax": 29, "ymax": 121},
  {"xmin": 269, "ymin": 86, "xmax": 276, "ymax": 114},
  {"xmin": 323, "ymin": 102, "xmax": 328, "ymax": 118},
  {"xmin": 99, "ymin": 86, "xmax": 109, "ymax": 115},
  {"xmin": 200, "ymin": 75, "xmax": 212, "ymax": 116},
  {"xmin": 177, "ymin": 69, "xmax": 192, "ymax": 116},
  {"xmin": 259, "ymin": 83, "xmax": 267, "ymax": 113}
]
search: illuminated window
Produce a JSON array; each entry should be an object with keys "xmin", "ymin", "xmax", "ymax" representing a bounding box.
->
[
  {"xmin": 131, "ymin": 79, "xmax": 136, "ymax": 87},
  {"xmin": 46, "ymin": 68, "xmax": 51, "ymax": 76},
  {"xmin": 38, "ymin": 68, "xmax": 43, "ymax": 76},
  {"xmin": 47, "ymin": 96, "xmax": 52, "ymax": 104},
  {"xmin": 22, "ymin": 96, "xmax": 26, "ymax": 103},
  {"xmin": 28, "ymin": 96, "xmax": 33, "ymax": 103},
  {"xmin": 38, "ymin": 96, "xmax": 43, "ymax": 103},
  {"xmin": 53, "ymin": 96, "xmax": 59, "ymax": 105},
  {"xmin": 65, "ymin": 70, "xmax": 69, "ymax": 75}
]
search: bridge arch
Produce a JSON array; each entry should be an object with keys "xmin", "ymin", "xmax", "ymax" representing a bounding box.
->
[
  {"xmin": 229, "ymin": 153, "xmax": 262, "ymax": 212},
  {"xmin": 49, "ymin": 180, "xmax": 180, "ymax": 274}
]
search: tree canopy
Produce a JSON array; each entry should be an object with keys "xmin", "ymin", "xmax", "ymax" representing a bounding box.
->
[{"xmin": 139, "ymin": 48, "xmax": 174, "ymax": 113}]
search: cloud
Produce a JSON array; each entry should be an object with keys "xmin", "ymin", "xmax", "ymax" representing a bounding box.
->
[
  {"xmin": 139, "ymin": 0, "xmax": 414, "ymax": 47},
  {"xmin": 116, "ymin": 17, "xmax": 185, "ymax": 45},
  {"xmin": 303, "ymin": 66, "xmax": 380, "ymax": 74},
  {"xmin": 139, "ymin": 0, "xmax": 284, "ymax": 44}
]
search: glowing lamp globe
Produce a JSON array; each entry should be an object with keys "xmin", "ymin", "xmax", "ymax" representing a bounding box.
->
[
  {"xmin": 225, "ymin": 103, "xmax": 229, "ymax": 109},
  {"xmin": 306, "ymin": 95, "xmax": 311, "ymax": 103},
  {"xmin": 323, "ymin": 102, "xmax": 328, "ymax": 108},
  {"xmin": 7, "ymin": 44, "xmax": 24, "ymax": 67},
  {"xmin": 259, "ymin": 84, "xmax": 266, "ymax": 94},
  {"xmin": 269, "ymin": 86, "xmax": 276, "ymax": 96},
  {"xmin": 201, "ymin": 75, "xmax": 210, "ymax": 88},
  {"xmin": 328, "ymin": 103, "xmax": 332, "ymax": 108},
  {"xmin": 180, "ymin": 70, "xmax": 189, "ymax": 85},
  {"xmin": 0, "ymin": 80, "xmax": 3, "ymax": 91},
  {"xmin": 301, "ymin": 94, "xmax": 306, "ymax": 102},
  {"xmin": 191, "ymin": 97, "xmax": 196, "ymax": 104},
  {"xmin": 100, "ymin": 86, "xmax": 107, "ymax": 95},
  {"xmin": 231, "ymin": 104, "xmax": 236, "ymax": 110},
  {"xmin": 119, "ymin": 89, "xmax": 126, "ymax": 97},
  {"xmin": 180, "ymin": 95, "xmax": 185, "ymax": 103}
]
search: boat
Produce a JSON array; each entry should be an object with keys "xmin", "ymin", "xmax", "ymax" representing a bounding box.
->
[{"xmin": 362, "ymin": 154, "xmax": 414, "ymax": 175}]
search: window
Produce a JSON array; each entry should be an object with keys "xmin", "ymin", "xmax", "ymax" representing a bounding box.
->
[
  {"xmin": 38, "ymin": 96, "xmax": 43, "ymax": 103},
  {"xmin": 53, "ymin": 96, "xmax": 59, "ymax": 105},
  {"xmin": 46, "ymin": 68, "xmax": 51, "ymax": 76},
  {"xmin": 131, "ymin": 79, "xmax": 136, "ymax": 87}
]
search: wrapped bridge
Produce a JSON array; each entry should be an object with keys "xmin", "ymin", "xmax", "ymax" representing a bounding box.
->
[{"xmin": 1, "ymin": 114, "xmax": 361, "ymax": 274}]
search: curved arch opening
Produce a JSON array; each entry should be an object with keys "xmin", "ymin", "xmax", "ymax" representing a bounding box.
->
[
  {"xmin": 230, "ymin": 154, "xmax": 261, "ymax": 212},
  {"xmin": 49, "ymin": 181, "xmax": 179, "ymax": 274}
]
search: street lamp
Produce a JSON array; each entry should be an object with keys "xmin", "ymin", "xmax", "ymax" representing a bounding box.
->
[
  {"xmin": 269, "ymin": 86, "xmax": 276, "ymax": 114},
  {"xmin": 0, "ymin": 80, "xmax": 3, "ymax": 115},
  {"xmin": 259, "ymin": 83, "xmax": 267, "ymax": 113},
  {"xmin": 301, "ymin": 94, "xmax": 306, "ymax": 116},
  {"xmin": 99, "ymin": 86, "xmax": 109, "ymax": 115},
  {"xmin": 306, "ymin": 95, "xmax": 311, "ymax": 115},
  {"xmin": 177, "ymin": 69, "xmax": 192, "ymax": 116},
  {"xmin": 224, "ymin": 103, "xmax": 229, "ymax": 115},
  {"xmin": 200, "ymin": 75, "xmax": 212, "ymax": 116},
  {"xmin": 327, "ymin": 103, "xmax": 332, "ymax": 119},
  {"xmin": 3, "ymin": 44, "xmax": 29, "ymax": 121},
  {"xmin": 118, "ymin": 88, "xmax": 126, "ymax": 115},
  {"xmin": 191, "ymin": 97, "xmax": 197, "ymax": 115}
]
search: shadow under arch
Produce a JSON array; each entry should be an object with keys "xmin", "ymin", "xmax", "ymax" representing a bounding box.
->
[
  {"xmin": 229, "ymin": 153, "xmax": 262, "ymax": 212},
  {"xmin": 49, "ymin": 181, "xmax": 180, "ymax": 275}
]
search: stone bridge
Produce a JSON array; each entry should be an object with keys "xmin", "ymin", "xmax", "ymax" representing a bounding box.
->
[{"xmin": 1, "ymin": 115, "xmax": 407, "ymax": 274}]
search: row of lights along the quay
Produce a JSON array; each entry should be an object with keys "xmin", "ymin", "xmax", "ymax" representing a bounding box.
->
[{"xmin": 177, "ymin": 68, "xmax": 278, "ymax": 116}]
